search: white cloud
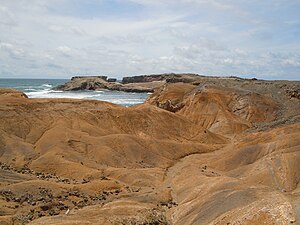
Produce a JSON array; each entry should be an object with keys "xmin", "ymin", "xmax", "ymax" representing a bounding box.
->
[
  {"xmin": 49, "ymin": 25, "xmax": 86, "ymax": 36},
  {"xmin": 0, "ymin": 0, "xmax": 299, "ymax": 79},
  {"xmin": 223, "ymin": 58, "xmax": 233, "ymax": 64},
  {"xmin": 70, "ymin": 26, "xmax": 85, "ymax": 35},
  {"xmin": 234, "ymin": 48, "xmax": 248, "ymax": 56},
  {"xmin": 0, "ymin": 5, "xmax": 17, "ymax": 26},
  {"xmin": 0, "ymin": 42, "xmax": 24, "ymax": 57},
  {"xmin": 282, "ymin": 58, "xmax": 300, "ymax": 67},
  {"xmin": 49, "ymin": 25, "xmax": 64, "ymax": 32},
  {"xmin": 56, "ymin": 46, "xmax": 73, "ymax": 57}
]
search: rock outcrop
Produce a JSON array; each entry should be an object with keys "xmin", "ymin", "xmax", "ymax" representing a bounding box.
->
[
  {"xmin": 121, "ymin": 73, "xmax": 202, "ymax": 84},
  {"xmin": 147, "ymin": 78, "xmax": 300, "ymax": 134},
  {"xmin": 0, "ymin": 77, "xmax": 299, "ymax": 225},
  {"xmin": 0, "ymin": 88, "xmax": 28, "ymax": 100},
  {"xmin": 54, "ymin": 73, "xmax": 272, "ymax": 93},
  {"xmin": 54, "ymin": 76, "xmax": 164, "ymax": 93}
]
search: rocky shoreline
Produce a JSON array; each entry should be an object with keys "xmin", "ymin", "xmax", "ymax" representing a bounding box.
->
[
  {"xmin": 53, "ymin": 73, "xmax": 270, "ymax": 93},
  {"xmin": 53, "ymin": 75, "xmax": 166, "ymax": 93},
  {"xmin": 0, "ymin": 77, "xmax": 299, "ymax": 225}
]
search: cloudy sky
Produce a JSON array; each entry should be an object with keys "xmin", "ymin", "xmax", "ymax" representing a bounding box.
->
[{"xmin": 0, "ymin": 0, "xmax": 299, "ymax": 79}]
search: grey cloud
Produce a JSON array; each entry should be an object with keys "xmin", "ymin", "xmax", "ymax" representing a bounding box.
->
[
  {"xmin": 48, "ymin": 25, "xmax": 64, "ymax": 32},
  {"xmin": 70, "ymin": 26, "xmax": 85, "ymax": 35},
  {"xmin": 0, "ymin": 42, "xmax": 25, "ymax": 58},
  {"xmin": 56, "ymin": 46, "xmax": 74, "ymax": 57},
  {"xmin": 281, "ymin": 54, "xmax": 300, "ymax": 68},
  {"xmin": 49, "ymin": 25, "xmax": 86, "ymax": 36},
  {"xmin": 46, "ymin": 63, "xmax": 64, "ymax": 69},
  {"xmin": 0, "ymin": 6, "xmax": 17, "ymax": 26},
  {"xmin": 0, "ymin": 0, "xmax": 299, "ymax": 80}
]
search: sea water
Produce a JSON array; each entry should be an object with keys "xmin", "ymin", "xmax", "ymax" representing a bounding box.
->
[{"xmin": 0, "ymin": 79, "xmax": 150, "ymax": 107}]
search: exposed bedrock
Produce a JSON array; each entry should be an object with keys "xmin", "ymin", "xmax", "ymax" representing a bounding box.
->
[{"xmin": 0, "ymin": 78, "xmax": 299, "ymax": 225}]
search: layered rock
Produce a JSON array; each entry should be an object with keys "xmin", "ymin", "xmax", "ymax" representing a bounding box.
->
[
  {"xmin": 121, "ymin": 73, "xmax": 202, "ymax": 84},
  {"xmin": 147, "ymin": 79, "xmax": 300, "ymax": 135},
  {"xmin": 54, "ymin": 73, "xmax": 272, "ymax": 93},
  {"xmin": 0, "ymin": 78, "xmax": 299, "ymax": 225},
  {"xmin": 54, "ymin": 76, "xmax": 164, "ymax": 93},
  {"xmin": 0, "ymin": 88, "xmax": 28, "ymax": 101}
]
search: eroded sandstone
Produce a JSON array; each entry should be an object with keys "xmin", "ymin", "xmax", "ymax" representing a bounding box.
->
[{"xmin": 0, "ymin": 77, "xmax": 299, "ymax": 225}]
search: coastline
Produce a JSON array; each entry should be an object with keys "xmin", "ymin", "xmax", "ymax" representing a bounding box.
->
[{"xmin": 0, "ymin": 76, "xmax": 299, "ymax": 224}]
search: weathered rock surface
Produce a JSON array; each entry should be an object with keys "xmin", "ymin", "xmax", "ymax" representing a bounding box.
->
[
  {"xmin": 0, "ymin": 88, "xmax": 28, "ymax": 101},
  {"xmin": 0, "ymin": 77, "xmax": 299, "ymax": 225},
  {"xmin": 121, "ymin": 73, "xmax": 202, "ymax": 84},
  {"xmin": 147, "ymin": 79, "xmax": 300, "ymax": 134},
  {"xmin": 54, "ymin": 73, "xmax": 229, "ymax": 93},
  {"xmin": 54, "ymin": 76, "xmax": 164, "ymax": 93},
  {"xmin": 55, "ymin": 73, "xmax": 283, "ymax": 93}
]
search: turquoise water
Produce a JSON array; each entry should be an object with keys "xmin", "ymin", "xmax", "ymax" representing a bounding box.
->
[{"xmin": 0, "ymin": 79, "xmax": 150, "ymax": 106}]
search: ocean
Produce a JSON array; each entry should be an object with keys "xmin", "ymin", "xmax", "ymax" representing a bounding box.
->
[{"xmin": 0, "ymin": 79, "xmax": 150, "ymax": 107}]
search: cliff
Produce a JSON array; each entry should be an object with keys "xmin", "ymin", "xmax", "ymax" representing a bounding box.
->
[{"xmin": 0, "ymin": 78, "xmax": 299, "ymax": 224}]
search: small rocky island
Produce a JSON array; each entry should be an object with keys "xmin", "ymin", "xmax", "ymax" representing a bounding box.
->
[{"xmin": 53, "ymin": 73, "xmax": 205, "ymax": 93}]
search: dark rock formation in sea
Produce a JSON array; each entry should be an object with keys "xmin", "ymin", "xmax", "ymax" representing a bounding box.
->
[
  {"xmin": 107, "ymin": 78, "xmax": 117, "ymax": 82},
  {"xmin": 54, "ymin": 75, "xmax": 164, "ymax": 93},
  {"xmin": 71, "ymin": 76, "xmax": 108, "ymax": 81},
  {"xmin": 55, "ymin": 73, "xmax": 270, "ymax": 93}
]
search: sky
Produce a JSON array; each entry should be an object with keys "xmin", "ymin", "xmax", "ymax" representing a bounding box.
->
[{"xmin": 0, "ymin": 0, "xmax": 299, "ymax": 80}]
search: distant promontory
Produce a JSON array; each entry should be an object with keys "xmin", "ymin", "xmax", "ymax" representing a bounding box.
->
[
  {"xmin": 54, "ymin": 73, "xmax": 260, "ymax": 93},
  {"xmin": 54, "ymin": 73, "xmax": 204, "ymax": 93}
]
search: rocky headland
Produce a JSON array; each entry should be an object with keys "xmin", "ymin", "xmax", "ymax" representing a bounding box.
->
[
  {"xmin": 0, "ymin": 76, "xmax": 300, "ymax": 225},
  {"xmin": 53, "ymin": 75, "xmax": 166, "ymax": 93},
  {"xmin": 54, "ymin": 73, "xmax": 250, "ymax": 93}
]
